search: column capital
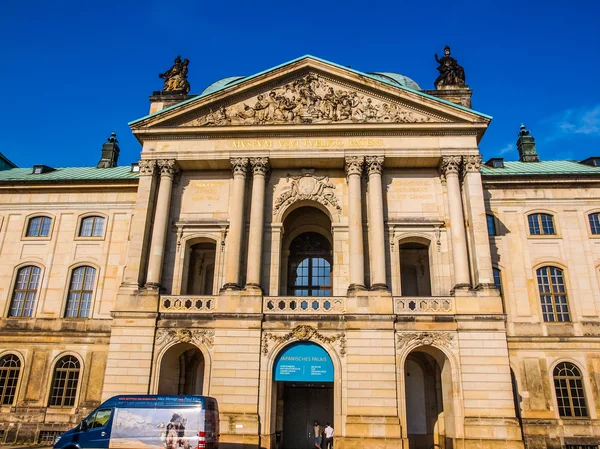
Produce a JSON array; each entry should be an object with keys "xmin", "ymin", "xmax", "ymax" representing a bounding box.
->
[
  {"xmin": 439, "ymin": 155, "xmax": 462, "ymax": 176},
  {"xmin": 249, "ymin": 157, "xmax": 270, "ymax": 177},
  {"xmin": 231, "ymin": 157, "xmax": 249, "ymax": 177},
  {"xmin": 157, "ymin": 159, "xmax": 179, "ymax": 177},
  {"xmin": 463, "ymin": 155, "xmax": 482, "ymax": 173},
  {"xmin": 365, "ymin": 156, "xmax": 385, "ymax": 176},
  {"xmin": 345, "ymin": 156, "xmax": 364, "ymax": 177},
  {"xmin": 138, "ymin": 159, "xmax": 157, "ymax": 176}
]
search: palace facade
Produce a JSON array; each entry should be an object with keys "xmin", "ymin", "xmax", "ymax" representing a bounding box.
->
[{"xmin": 0, "ymin": 55, "xmax": 599, "ymax": 449}]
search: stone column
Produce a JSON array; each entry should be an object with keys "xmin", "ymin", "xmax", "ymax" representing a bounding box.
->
[
  {"xmin": 345, "ymin": 156, "xmax": 366, "ymax": 293},
  {"xmin": 122, "ymin": 159, "xmax": 158, "ymax": 288},
  {"xmin": 440, "ymin": 156, "xmax": 470, "ymax": 288},
  {"xmin": 245, "ymin": 157, "xmax": 270, "ymax": 291},
  {"xmin": 366, "ymin": 156, "xmax": 388, "ymax": 291},
  {"xmin": 462, "ymin": 155, "xmax": 495, "ymax": 287},
  {"xmin": 222, "ymin": 157, "xmax": 249, "ymax": 290},
  {"xmin": 145, "ymin": 159, "xmax": 178, "ymax": 288}
]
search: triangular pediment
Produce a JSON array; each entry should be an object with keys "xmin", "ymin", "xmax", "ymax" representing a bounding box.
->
[{"xmin": 131, "ymin": 56, "xmax": 490, "ymax": 131}]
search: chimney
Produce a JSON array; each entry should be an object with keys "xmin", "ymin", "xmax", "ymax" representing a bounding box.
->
[
  {"xmin": 517, "ymin": 124, "xmax": 540, "ymax": 162},
  {"xmin": 97, "ymin": 131, "xmax": 120, "ymax": 168}
]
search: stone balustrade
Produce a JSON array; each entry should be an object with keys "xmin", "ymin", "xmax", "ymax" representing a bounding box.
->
[
  {"xmin": 160, "ymin": 296, "xmax": 216, "ymax": 313},
  {"xmin": 394, "ymin": 297, "xmax": 454, "ymax": 314},
  {"xmin": 264, "ymin": 296, "xmax": 346, "ymax": 314}
]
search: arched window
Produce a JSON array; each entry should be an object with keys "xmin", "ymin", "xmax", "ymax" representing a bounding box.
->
[
  {"xmin": 288, "ymin": 232, "xmax": 332, "ymax": 297},
  {"xmin": 25, "ymin": 216, "xmax": 52, "ymax": 237},
  {"xmin": 0, "ymin": 355, "xmax": 21, "ymax": 405},
  {"xmin": 48, "ymin": 356, "xmax": 80, "ymax": 407},
  {"xmin": 9, "ymin": 266, "xmax": 41, "ymax": 317},
  {"xmin": 79, "ymin": 216, "xmax": 105, "ymax": 237},
  {"xmin": 528, "ymin": 213, "xmax": 555, "ymax": 235},
  {"xmin": 553, "ymin": 362, "xmax": 588, "ymax": 417},
  {"xmin": 65, "ymin": 266, "xmax": 96, "ymax": 318},
  {"xmin": 536, "ymin": 266, "xmax": 570, "ymax": 322},
  {"xmin": 493, "ymin": 267, "xmax": 502, "ymax": 296},
  {"xmin": 589, "ymin": 213, "xmax": 600, "ymax": 235}
]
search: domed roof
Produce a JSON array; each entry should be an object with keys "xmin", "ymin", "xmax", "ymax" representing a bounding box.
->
[
  {"xmin": 367, "ymin": 72, "xmax": 421, "ymax": 91},
  {"xmin": 201, "ymin": 76, "xmax": 246, "ymax": 96}
]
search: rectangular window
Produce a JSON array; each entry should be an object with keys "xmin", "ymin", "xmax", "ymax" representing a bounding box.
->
[
  {"xmin": 79, "ymin": 216, "xmax": 105, "ymax": 237},
  {"xmin": 26, "ymin": 216, "xmax": 52, "ymax": 237},
  {"xmin": 528, "ymin": 213, "xmax": 556, "ymax": 236},
  {"xmin": 493, "ymin": 268, "xmax": 502, "ymax": 296},
  {"xmin": 486, "ymin": 214, "xmax": 497, "ymax": 236}
]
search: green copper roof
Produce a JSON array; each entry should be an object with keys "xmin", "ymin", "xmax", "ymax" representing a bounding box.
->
[
  {"xmin": 0, "ymin": 166, "xmax": 139, "ymax": 182},
  {"xmin": 367, "ymin": 72, "xmax": 422, "ymax": 91},
  {"xmin": 130, "ymin": 55, "xmax": 491, "ymax": 125},
  {"xmin": 482, "ymin": 161, "xmax": 600, "ymax": 177}
]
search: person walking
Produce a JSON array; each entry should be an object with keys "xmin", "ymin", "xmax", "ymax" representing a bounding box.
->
[
  {"xmin": 313, "ymin": 420, "xmax": 322, "ymax": 449},
  {"xmin": 323, "ymin": 422, "xmax": 334, "ymax": 449}
]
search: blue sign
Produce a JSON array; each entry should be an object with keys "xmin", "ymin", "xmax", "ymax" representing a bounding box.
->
[{"xmin": 274, "ymin": 342, "xmax": 334, "ymax": 382}]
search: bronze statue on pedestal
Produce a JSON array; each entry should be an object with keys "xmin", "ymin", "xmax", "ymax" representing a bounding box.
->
[
  {"xmin": 434, "ymin": 46, "xmax": 466, "ymax": 89},
  {"xmin": 159, "ymin": 56, "xmax": 190, "ymax": 94}
]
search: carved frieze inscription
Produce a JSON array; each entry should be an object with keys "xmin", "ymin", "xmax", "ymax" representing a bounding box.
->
[
  {"xmin": 386, "ymin": 174, "xmax": 438, "ymax": 213},
  {"xmin": 181, "ymin": 73, "xmax": 442, "ymax": 127},
  {"xmin": 181, "ymin": 178, "xmax": 229, "ymax": 213}
]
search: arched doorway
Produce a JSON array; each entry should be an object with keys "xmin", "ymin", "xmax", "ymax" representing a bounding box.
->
[
  {"xmin": 273, "ymin": 342, "xmax": 334, "ymax": 449},
  {"xmin": 158, "ymin": 343, "xmax": 205, "ymax": 395},
  {"xmin": 404, "ymin": 346, "xmax": 456, "ymax": 449},
  {"xmin": 282, "ymin": 206, "xmax": 333, "ymax": 296},
  {"xmin": 400, "ymin": 242, "xmax": 431, "ymax": 296},
  {"xmin": 186, "ymin": 241, "xmax": 216, "ymax": 295}
]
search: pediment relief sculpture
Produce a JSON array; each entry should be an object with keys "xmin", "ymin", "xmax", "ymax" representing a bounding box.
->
[
  {"xmin": 273, "ymin": 172, "xmax": 341, "ymax": 216},
  {"xmin": 181, "ymin": 73, "xmax": 442, "ymax": 127}
]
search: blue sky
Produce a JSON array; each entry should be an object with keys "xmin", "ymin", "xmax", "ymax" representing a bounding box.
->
[{"xmin": 0, "ymin": 0, "xmax": 598, "ymax": 168}]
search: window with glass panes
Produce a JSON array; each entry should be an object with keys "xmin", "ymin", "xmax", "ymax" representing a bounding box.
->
[
  {"xmin": 0, "ymin": 355, "xmax": 20, "ymax": 405},
  {"xmin": 528, "ymin": 213, "xmax": 555, "ymax": 235},
  {"xmin": 79, "ymin": 216, "xmax": 105, "ymax": 237},
  {"xmin": 537, "ymin": 266, "xmax": 570, "ymax": 322},
  {"xmin": 26, "ymin": 216, "xmax": 52, "ymax": 237},
  {"xmin": 486, "ymin": 214, "xmax": 496, "ymax": 236},
  {"xmin": 9, "ymin": 266, "xmax": 41, "ymax": 317},
  {"xmin": 287, "ymin": 232, "xmax": 332, "ymax": 297},
  {"xmin": 48, "ymin": 356, "xmax": 80, "ymax": 407},
  {"xmin": 65, "ymin": 266, "xmax": 96, "ymax": 318},
  {"xmin": 493, "ymin": 268, "xmax": 502, "ymax": 296},
  {"xmin": 554, "ymin": 362, "xmax": 588, "ymax": 418},
  {"xmin": 589, "ymin": 213, "xmax": 600, "ymax": 235}
]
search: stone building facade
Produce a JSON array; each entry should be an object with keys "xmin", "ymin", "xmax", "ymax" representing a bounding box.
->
[{"xmin": 0, "ymin": 55, "xmax": 598, "ymax": 449}]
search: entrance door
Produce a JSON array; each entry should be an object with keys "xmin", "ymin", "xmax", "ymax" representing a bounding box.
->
[{"xmin": 282, "ymin": 382, "xmax": 333, "ymax": 449}]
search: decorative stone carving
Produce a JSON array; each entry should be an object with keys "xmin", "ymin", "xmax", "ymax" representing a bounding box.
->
[
  {"xmin": 159, "ymin": 56, "xmax": 190, "ymax": 94},
  {"xmin": 439, "ymin": 156, "xmax": 462, "ymax": 177},
  {"xmin": 157, "ymin": 159, "xmax": 179, "ymax": 177},
  {"xmin": 434, "ymin": 46, "xmax": 466, "ymax": 89},
  {"xmin": 463, "ymin": 155, "xmax": 482, "ymax": 173},
  {"xmin": 262, "ymin": 325, "xmax": 346, "ymax": 357},
  {"xmin": 155, "ymin": 328, "xmax": 215, "ymax": 352},
  {"xmin": 249, "ymin": 157, "xmax": 270, "ymax": 177},
  {"xmin": 396, "ymin": 331, "xmax": 455, "ymax": 350},
  {"xmin": 138, "ymin": 159, "xmax": 157, "ymax": 176},
  {"xmin": 365, "ymin": 156, "xmax": 385, "ymax": 176},
  {"xmin": 273, "ymin": 172, "xmax": 341, "ymax": 216},
  {"xmin": 344, "ymin": 156, "xmax": 364, "ymax": 177},
  {"xmin": 230, "ymin": 157, "xmax": 249, "ymax": 177},
  {"xmin": 182, "ymin": 73, "xmax": 435, "ymax": 127}
]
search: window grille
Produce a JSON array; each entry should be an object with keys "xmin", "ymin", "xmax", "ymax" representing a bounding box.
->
[
  {"xmin": 589, "ymin": 213, "xmax": 600, "ymax": 235},
  {"xmin": 528, "ymin": 213, "xmax": 556, "ymax": 235},
  {"xmin": 79, "ymin": 216, "xmax": 105, "ymax": 237},
  {"xmin": 554, "ymin": 362, "xmax": 588, "ymax": 418},
  {"xmin": 38, "ymin": 431, "xmax": 63, "ymax": 444},
  {"xmin": 0, "ymin": 355, "xmax": 20, "ymax": 405},
  {"xmin": 26, "ymin": 216, "xmax": 52, "ymax": 237},
  {"xmin": 65, "ymin": 266, "xmax": 96, "ymax": 318},
  {"xmin": 48, "ymin": 356, "xmax": 80, "ymax": 407},
  {"xmin": 537, "ymin": 266, "xmax": 570, "ymax": 322},
  {"xmin": 9, "ymin": 266, "xmax": 41, "ymax": 317}
]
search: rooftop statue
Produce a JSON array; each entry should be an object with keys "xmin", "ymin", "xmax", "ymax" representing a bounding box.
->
[
  {"xmin": 159, "ymin": 56, "xmax": 190, "ymax": 94},
  {"xmin": 434, "ymin": 46, "xmax": 466, "ymax": 89}
]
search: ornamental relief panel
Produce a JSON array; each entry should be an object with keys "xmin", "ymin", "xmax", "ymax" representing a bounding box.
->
[
  {"xmin": 262, "ymin": 325, "xmax": 346, "ymax": 357},
  {"xmin": 273, "ymin": 172, "xmax": 341, "ymax": 216},
  {"xmin": 396, "ymin": 331, "xmax": 457, "ymax": 351},
  {"xmin": 155, "ymin": 328, "xmax": 215, "ymax": 353},
  {"xmin": 180, "ymin": 73, "xmax": 443, "ymax": 127}
]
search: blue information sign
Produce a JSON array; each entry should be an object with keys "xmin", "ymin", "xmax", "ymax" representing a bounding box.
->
[{"xmin": 274, "ymin": 342, "xmax": 334, "ymax": 382}]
